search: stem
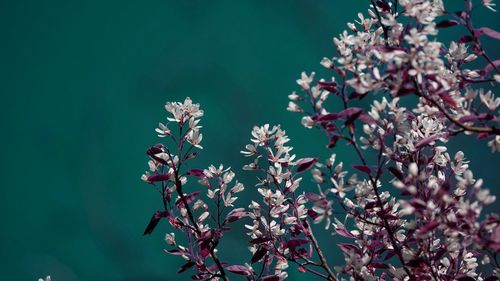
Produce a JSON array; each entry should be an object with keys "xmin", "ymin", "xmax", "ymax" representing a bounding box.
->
[
  {"xmin": 306, "ymin": 221, "xmax": 338, "ymax": 281},
  {"xmin": 337, "ymin": 74, "xmax": 415, "ymax": 279},
  {"xmin": 166, "ymin": 142, "xmax": 229, "ymax": 281},
  {"xmin": 461, "ymin": 0, "xmax": 500, "ymax": 75},
  {"xmin": 370, "ymin": 0, "xmax": 389, "ymax": 45},
  {"xmin": 414, "ymin": 83, "xmax": 499, "ymax": 135}
]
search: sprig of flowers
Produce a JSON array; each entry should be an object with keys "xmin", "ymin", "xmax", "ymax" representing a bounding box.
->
[{"xmin": 141, "ymin": 1, "xmax": 500, "ymax": 280}]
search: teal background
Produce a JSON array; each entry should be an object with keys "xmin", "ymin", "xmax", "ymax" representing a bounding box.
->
[{"xmin": 0, "ymin": 1, "xmax": 498, "ymax": 280}]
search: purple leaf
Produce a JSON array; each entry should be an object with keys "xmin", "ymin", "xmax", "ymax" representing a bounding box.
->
[
  {"xmin": 459, "ymin": 113, "xmax": 493, "ymax": 123},
  {"xmin": 327, "ymin": 135, "xmax": 341, "ymax": 149},
  {"xmin": 384, "ymin": 250, "xmax": 397, "ymax": 260},
  {"xmin": 185, "ymin": 191, "xmax": 200, "ymax": 204},
  {"xmin": 296, "ymin": 158, "xmax": 318, "ymax": 173},
  {"xmin": 415, "ymin": 134, "xmax": 440, "ymax": 148},
  {"xmin": 458, "ymin": 35, "xmax": 474, "ymax": 43},
  {"xmin": 338, "ymin": 107, "xmax": 363, "ymax": 126},
  {"xmin": 147, "ymin": 144, "xmax": 168, "ymax": 164},
  {"xmin": 338, "ymin": 107, "xmax": 363, "ymax": 118},
  {"xmin": 317, "ymin": 81, "xmax": 338, "ymax": 93},
  {"xmin": 406, "ymin": 258, "xmax": 425, "ymax": 268},
  {"xmin": 484, "ymin": 60, "xmax": 500, "ymax": 74},
  {"xmin": 225, "ymin": 208, "xmax": 248, "ymax": 223},
  {"xmin": 335, "ymin": 228, "xmax": 356, "ymax": 238},
  {"xmin": 147, "ymin": 174, "xmax": 171, "ymax": 182},
  {"xmin": 314, "ymin": 113, "xmax": 340, "ymax": 121},
  {"xmin": 261, "ymin": 276, "xmax": 280, "ymax": 281},
  {"xmin": 187, "ymin": 169, "xmax": 205, "ymax": 177},
  {"xmin": 225, "ymin": 265, "xmax": 251, "ymax": 276},
  {"xmin": 475, "ymin": 27, "xmax": 500, "ymax": 39},
  {"xmin": 456, "ymin": 277, "xmax": 476, "ymax": 281},
  {"xmin": 143, "ymin": 211, "xmax": 169, "ymax": 235},
  {"xmin": 436, "ymin": 20, "xmax": 459, "ymax": 28},
  {"xmin": 388, "ymin": 167, "xmax": 404, "ymax": 181},
  {"xmin": 376, "ymin": 0, "xmax": 391, "ymax": 12},
  {"xmin": 372, "ymin": 262, "xmax": 389, "ymax": 269},
  {"xmin": 353, "ymin": 165, "xmax": 371, "ymax": 175},
  {"xmin": 374, "ymin": 45, "xmax": 406, "ymax": 52},
  {"xmin": 249, "ymin": 237, "xmax": 273, "ymax": 244},
  {"xmin": 439, "ymin": 93, "xmax": 457, "ymax": 108},
  {"xmin": 338, "ymin": 243, "xmax": 360, "ymax": 255},
  {"xmin": 177, "ymin": 261, "xmax": 196, "ymax": 273},
  {"xmin": 358, "ymin": 113, "xmax": 376, "ymax": 125},
  {"xmin": 251, "ymin": 246, "xmax": 267, "ymax": 263},
  {"xmin": 418, "ymin": 220, "xmax": 440, "ymax": 236},
  {"xmin": 287, "ymin": 238, "xmax": 309, "ymax": 249}
]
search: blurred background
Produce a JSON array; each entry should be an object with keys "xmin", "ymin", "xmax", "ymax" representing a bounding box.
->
[{"xmin": 0, "ymin": 1, "xmax": 498, "ymax": 280}]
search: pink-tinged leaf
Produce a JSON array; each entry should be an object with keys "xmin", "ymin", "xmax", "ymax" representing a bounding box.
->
[
  {"xmin": 297, "ymin": 266, "xmax": 307, "ymax": 273},
  {"xmin": 191, "ymin": 274, "xmax": 205, "ymax": 280},
  {"xmin": 376, "ymin": 0, "xmax": 391, "ymax": 12},
  {"xmin": 249, "ymin": 237, "xmax": 273, "ymax": 244},
  {"xmin": 307, "ymin": 209, "xmax": 320, "ymax": 220},
  {"xmin": 458, "ymin": 35, "xmax": 474, "ymax": 43},
  {"xmin": 415, "ymin": 134, "xmax": 440, "ymax": 148},
  {"xmin": 317, "ymin": 81, "xmax": 338, "ymax": 93},
  {"xmin": 327, "ymin": 135, "xmax": 341, "ymax": 149},
  {"xmin": 418, "ymin": 220, "xmax": 440, "ymax": 235},
  {"xmin": 477, "ymin": 132, "xmax": 490, "ymax": 140},
  {"xmin": 406, "ymin": 258, "xmax": 425, "ymax": 268},
  {"xmin": 491, "ymin": 225, "xmax": 500, "ymax": 243},
  {"xmin": 387, "ymin": 167, "xmax": 404, "ymax": 181},
  {"xmin": 353, "ymin": 165, "xmax": 371, "ymax": 175},
  {"xmin": 164, "ymin": 249, "xmax": 184, "ymax": 256},
  {"xmin": 184, "ymin": 151, "xmax": 198, "ymax": 160},
  {"xmin": 433, "ymin": 248, "xmax": 447, "ymax": 261},
  {"xmin": 186, "ymin": 169, "xmax": 205, "ymax": 177},
  {"xmin": 147, "ymin": 174, "xmax": 171, "ymax": 182},
  {"xmin": 436, "ymin": 20, "xmax": 459, "ymax": 28},
  {"xmin": 384, "ymin": 250, "xmax": 397, "ymax": 260},
  {"xmin": 358, "ymin": 113, "xmax": 376, "ymax": 125},
  {"xmin": 261, "ymin": 275, "xmax": 280, "ymax": 281},
  {"xmin": 226, "ymin": 208, "xmax": 249, "ymax": 223},
  {"xmin": 475, "ymin": 27, "xmax": 500, "ymax": 39},
  {"xmin": 374, "ymin": 45, "xmax": 406, "ymax": 53},
  {"xmin": 484, "ymin": 60, "xmax": 500, "ymax": 74},
  {"xmin": 409, "ymin": 199, "xmax": 427, "ymax": 210},
  {"xmin": 439, "ymin": 92, "xmax": 457, "ymax": 108},
  {"xmin": 338, "ymin": 243, "xmax": 360, "ymax": 255},
  {"xmin": 287, "ymin": 238, "xmax": 309, "ymax": 248},
  {"xmin": 147, "ymin": 144, "xmax": 168, "ymax": 164},
  {"xmin": 338, "ymin": 107, "xmax": 363, "ymax": 126},
  {"xmin": 199, "ymin": 241, "xmax": 211, "ymax": 258},
  {"xmin": 296, "ymin": 158, "xmax": 318, "ymax": 173},
  {"xmin": 184, "ymin": 192, "xmax": 200, "ymax": 204},
  {"xmin": 456, "ymin": 277, "xmax": 476, "ymax": 281},
  {"xmin": 314, "ymin": 113, "xmax": 339, "ymax": 121},
  {"xmin": 177, "ymin": 261, "xmax": 196, "ymax": 273},
  {"xmin": 335, "ymin": 228, "xmax": 356, "ymax": 238},
  {"xmin": 143, "ymin": 211, "xmax": 168, "ymax": 235},
  {"xmin": 225, "ymin": 265, "xmax": 251, "ymax": 276},
  {"xmin": 459, "ymin": 113, "xmax": 493, "ymax": 123},
  {"xmin": 372, "ymin": 263, "xmax": 390, "ymax": 269},
  {"xmin": 338, "ymin": 107, "xmax": 363, "ymax": 117},
  {"xmin": 251, "ymin": 246, "xmax": 268, "ymax": 263},
  {"xmin": 395, "ymin": 82, "xmax": 415, "ymax": 97}
]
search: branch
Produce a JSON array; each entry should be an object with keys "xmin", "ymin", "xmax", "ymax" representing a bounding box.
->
[
  {"xmin": 414, "ymin": 84, "xmax": 500, "ymax": 135},
  {"xmin": 305, "ymin": 221, "xmax": 338, "ymax": 281}
]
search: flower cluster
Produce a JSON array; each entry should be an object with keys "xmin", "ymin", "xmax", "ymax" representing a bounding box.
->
[{"xmin": 141, "ymin": 1, "xmax": 499, "ymax": 281}]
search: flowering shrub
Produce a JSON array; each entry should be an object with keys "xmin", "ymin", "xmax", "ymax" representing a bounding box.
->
[{"xmin": 141, "ymin": 1, "xmax": 500, "ymax": 280}]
